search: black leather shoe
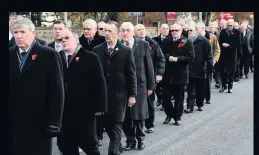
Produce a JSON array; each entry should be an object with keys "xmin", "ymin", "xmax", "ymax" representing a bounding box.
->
[
  {"xmin": 206, "ymin": 100, "xmax": 211, "ymax": 104},
  {"xmin": 163, "ymin": 117, "xmax": 171, "ymax": 124},
  {"xmin": 245, "ymin": 74, "xmax": 248, "ymax": 79},
  {"xmin": 124, "ymin": 143, "xmax": 136, "ymax": 151},
  {"xmin": 184, "ymin": 108, "xmax": 193, "ymax": 113},
  {"xmin": 198, "ymin": 107, "xmax": 203, "ymax": 111},
  {"xmin": 175, "ymin": 120, "xmax": 181, "ymax": 125},
  {"xmin": 156, "ymin": 100, "xmax": 162, "ymax": 106},
  {"xmin": 145, "ymin": 127, "xmax": 154, "ymax": 133},
  {"xmin": 219, "ymin": 87, "xmax": 226, "ymax": 93},
  {"xmin": 227, "ymin": 89, "xmax": 232, "ymax": 93},
  {"xmin": 215, "ymin": 83, "xmax": 220, "ymax": 88},
  {"xmin": 138, "ymin": 141, "xmax": 145, "ymax": 150},
  {"xmin": 98, "ymin": 139, "xmax": 102, "ymax": 146}
]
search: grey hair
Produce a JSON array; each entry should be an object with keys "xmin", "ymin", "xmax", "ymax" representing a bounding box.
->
[
  {"xmin": 196, "ymin": 22, "xmax": 206, "ymax": 29},
  {"xmin": 9, "ymin": 15, "xmax": 24, "ymax": 26},
  {"xmin": 209, "ymin": 21, "xmax": 218, "ymax": 28},
  {"xmin": 120, "ymin": 22, "xmax": 134, "ymax": 31},
  {"xmin": 12, "ymin": 18, "xmax": 35, "ymax": 32},
  {"xmin": 83, "ymin": 19, "xmax": 97, "ymax": 28},
  {"xmin": 97, "ymin": 21, "xmax": 106, "ymax": 27}
]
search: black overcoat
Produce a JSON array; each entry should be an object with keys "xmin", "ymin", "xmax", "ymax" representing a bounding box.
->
[
  {"xmin": 93, "ymin": 41, "xmax": 137, "ymax": 123},
  {"xmin": 9, "ymin": 41, "xmax": 65, "ymax": 155}
]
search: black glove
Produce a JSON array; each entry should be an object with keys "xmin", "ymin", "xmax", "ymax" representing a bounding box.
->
[{"xmin": 45, "ymin": 125, "xmax": 60, "ymax": 138}]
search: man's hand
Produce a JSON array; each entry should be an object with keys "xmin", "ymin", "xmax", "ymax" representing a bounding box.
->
[
  {"xmin": 148, "ymin": 90, "xmax": 153, "ymax": 96},
  {"xmin": 156, "ymin": 75, "xmax": 163, "ymax": 83},
  {"xmin": 222, "ymin": 43, "xmax": 229, "ymax": 47},
  {"xmin": 213, "ymin": 60, "xmax": 216, "ymax": 66},
  {"xmin": 169, "ymin": 56, "xmax": 178, "ymax": 62},
  {"xmin": 128, "ymin": 97, "xmax": 136, "ymax": 107}
]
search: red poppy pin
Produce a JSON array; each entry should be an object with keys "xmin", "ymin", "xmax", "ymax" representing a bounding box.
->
[
  {"xmin": 32, "ymin": 54, "xmax": 37, "ymax": 60},
  {"xmin": 149, "ymin": 45, "xmax": 152, "ymax": 51},
  {"xmin": 76, "ymin": 57, "xmax": 80, "ymax": 61},
  {"xmin": 178, "ymin": 43, "xmax": 185, "ymax": 48}
]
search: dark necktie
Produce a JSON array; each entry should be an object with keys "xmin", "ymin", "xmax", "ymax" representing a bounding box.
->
[
  {"xmin": 125, "ymin": 41, "xmax": 130, "ymax": 47},
  {"xmin": 108, "ymin": 48, "xmax": 114, "ymax": 55},
  {"xmin": 20, "ymin": 51, "xmax": 27, "ymax": 61},
  {"xmin": 67, "ymin": 55, "xmax": 72, "ymax": 66}
]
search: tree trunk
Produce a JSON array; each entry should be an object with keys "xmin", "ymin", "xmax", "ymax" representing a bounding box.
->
[{"xmin": 165, "ymin": 12, "xmax": 168, "ymax": 24}]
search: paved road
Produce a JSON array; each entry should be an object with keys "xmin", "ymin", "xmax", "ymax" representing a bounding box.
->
[{"xmin": 52, "ymin": 73, "xmax": 253, "ymax": 155}]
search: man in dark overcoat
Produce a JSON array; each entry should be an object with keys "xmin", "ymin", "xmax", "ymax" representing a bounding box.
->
[
  {"xmin": 239, "ymin": 23, "xmax": 254, "ymax": 79},
  {"xmin": 184, "ymin": 21, "xmax": 213, "ymax": 113},
  {"xmin": 93, "ymin": 21, "xmax": 137, "ymax": 155},
  {"xmin": 218, "ymin": 19, "xmax": 241, "ymax": 93},
  {"xmin": 134, "ymin": 24, "xmax": 165, "ymax": 133},
  {"xmin": 152, "ymin": 23, "xmax": 170, "ymax": 109},
  {"xmin": 120, "ymin": 22, "xmax": 155, "ymax": 151},
  {"xmin": 79, "ymin": 19, "xmax": 105, "ymax": 51},
  {"xmin": 9, "ymin": 18, "xmax": 65, "ymax": 155},
  {"xmin": 161, "ymin": 23, "xmax": 195, "ymax": 125},
  {"xmin": 58, "ymin": 28, "xmax": 107, "ymax": 155}
]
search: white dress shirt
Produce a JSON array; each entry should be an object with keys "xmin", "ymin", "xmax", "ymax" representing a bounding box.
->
[
  {"xmin": 55, "ymin": 41, "xmax": 62, "ymax": 52},
  {"xmin": 125, "ymin": 38, "xmax": 134, "ymax": 49}
]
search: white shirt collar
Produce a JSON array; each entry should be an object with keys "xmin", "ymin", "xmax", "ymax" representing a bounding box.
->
[
  {"xmin": 55, "ymin": 41, "xmax": 62, "ymax": 52},
  {"xmin": 128, "ymin": 38, "xmax": 134, "ymax": 48},
  {"xmin": 107, "ymin": 43, "xmax": 116, "ymax": 49},
  {"xmin": 19, "ymin": 45, "xmax": 31, "ymax": 54}
]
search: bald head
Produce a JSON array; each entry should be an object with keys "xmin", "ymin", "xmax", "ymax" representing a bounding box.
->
[{"xmin": 160, "ymin": 23, "xmax": 169, "ymax": 37}]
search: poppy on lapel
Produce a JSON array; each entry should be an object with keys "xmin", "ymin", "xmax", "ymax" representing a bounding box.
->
[
  {"xmin": 148, "ymin": 45, "xmax": 152, "ymax": 51},
  {"xmin": 178, "ymin": 43, "xmax": 185, "ymax": 48},
  {"xmin": 32, "ymin": 54, "xmax": 37, "ymax": 60},
  {"xmin": 76, "ymin": 57, "xmax": 80, "ymax": 61}
]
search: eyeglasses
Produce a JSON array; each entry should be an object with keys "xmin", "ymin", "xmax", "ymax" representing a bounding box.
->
[
  {"xmin": 98, "ymin": 28, "xmax": 105, "ymax": 30},
  {"xmin": 83, "ymin": 28, "xmax": 94, "ymax": 31},
  {"xmin": 227, "ymin": 25, "xmax": 233, "ymax": 27},
  {"xmin": 188, "ymin": 30, "xmax": 194, "ymax": 32},
  {"xmin": 171, "ymin": 29, "xmax": 181, "ymax": 32},
  {"xmin": 59, "ymin": 36, "xmax": 71, "ymax": 41}
]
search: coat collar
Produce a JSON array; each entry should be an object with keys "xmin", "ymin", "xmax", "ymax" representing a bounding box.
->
[
  {"xmin": 102, "ymin": 40, "xmax": 123, "ymax": 57},
  {"xmin": 18, "ymin": 40, "xmax": 38, "ymax": 75}
]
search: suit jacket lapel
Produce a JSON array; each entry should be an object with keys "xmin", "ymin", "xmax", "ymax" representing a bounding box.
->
[
  {"xmin": 59, "ymin": 50, "xmax": 68, "ymax": 69},
  {"xmin": 132, "ymin": 38, "xmax": 138, "ymax": 52},
  {"xmin": 109, "ymin": 40, "xmax": 122, "ymax": 58}
]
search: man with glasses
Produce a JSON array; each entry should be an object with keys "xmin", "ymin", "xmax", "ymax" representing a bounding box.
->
[
  {"xmin": 161, "ymin": 23, "xmax": 194, "ymax": 125},
  {"xmin": 79, "ymin": 19, "xmax": 105, "ymax": 51},
  {"xmin": 97, "ymin": 21, "xmax": 106, "ymax": 36},
  {"xmin": 58, "ymin": 28, "xmax": 107, "ymax": 155},
  {"xmin": 184, "ymin": 21, "xmax": 213, "ymax": 113},
  {"xmin": 218, "ymin": 19, "xmax": 241, "ymax": 93}
]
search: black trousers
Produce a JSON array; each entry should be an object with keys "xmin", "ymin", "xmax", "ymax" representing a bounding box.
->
[
  {"xmin": 240, "ymin": 54, "xmax": 250, "ymax": 76},
  {"xmin": 61, "ymin": 120, "xmax": 100, "ymax": 155},
  {"xmin": 220, "ymin": 69, "xmax": 234, "ymax": 90},
  {"xmin": 122, "ymin": 108, "xmax": 145, "ymax": 144},
  {"xmin": 163, "ymin": 84, "xmax": 185, "ymax": 121},
  {"xmin": 187, "ymin": 78, "xmax": 206, "ymax": 109},
  {"xmin": 145, "ymin": 92, "xmax": 155, "ymax": 129},
  {"xmin": 205, "ymin": 74, "xmax": 212, "ymax": 101},
  {"xmin": 96, "ymin": 115, "xmax": 105, "ymax": 140},
  {"xmin": 155, "ymin": 82, "xmax": 163, "ymax": 102},
  {"xmin": 234, "ymin": 54, "xmax": 241, "ymax": 80},
  {"xmin": 249, "ymin": 55, "xmax": 254, "ymax": 71},
  {"xmin": 213, "ymin": 62, "xmax": 221, "ymax": 84},
  {"xmin": 106, "ymin": 122, "xmax": 123, "ymax": 155}
]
